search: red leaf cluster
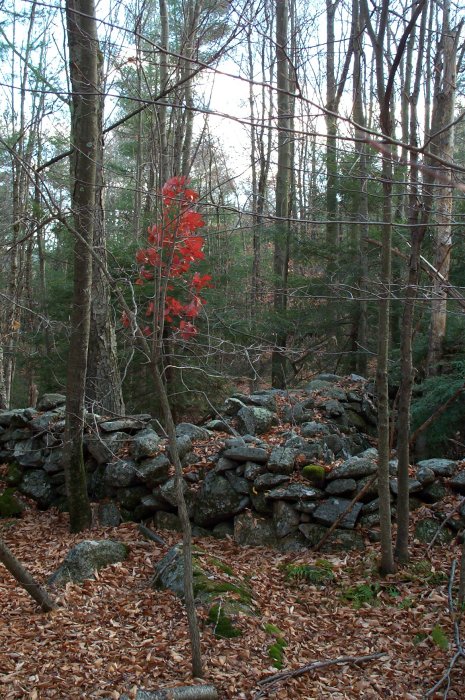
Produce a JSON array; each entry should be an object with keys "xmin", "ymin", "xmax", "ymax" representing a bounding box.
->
[{"xmin": 124, "ymin": 177, "xmax": 212, "ymax": 339}]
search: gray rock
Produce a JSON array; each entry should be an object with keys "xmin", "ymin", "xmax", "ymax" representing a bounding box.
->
[
  {"xmin": 97, "ymin": 503, "xmax": 122, "ymax": 527},
  {"xmin": 267, "ymin": 483, "xmax": 323, "ymax": 501},
  {"xmin": 159, "ymin": 477, "xmax": 189, "ymax": 507},
  {"xmin": 231, "ymin": 392, "xmax": 277, "ymax": 412},
  {"xmin": 267, "ymin": 447, "xmax": 295, "ymax": 474},
  {"xmin": 86, "ymin": 431, "xmax": 129, "ymax": 464},
  {"xmin": 306, "ymin": 379, "xmax": 334, "ymax": 391},
  {"xmin": 213, "ymin": 456, "xmax": 237, "ymax": 473},
  {"xmin": 130, "ymin": 428, "xmax": 160, "ymax": 460},
  {"xmin": 244, "ymin": 461, "xmax": 267, "ymax": 480},
  {"xmin": 29, "ymin": 409, "xmax": 65, "ymax": 432},
  {"xmin": 42, "ymin": 449, "xmax": 64, "ymax": 474},
  {"xmin": 176, "ymin": 423, "xmax": 211, "ymax": 440},
  {"xmin": 133, "ymin": 494, "xmax": 166, "ymax": 519},
  {"xmin": 323, "ymin": 399, "xmax": 345, "ymax": 417},
  {"xmin": 36, "ymin": 394, "xmax": 66, "ymax": 411},
  {"xmin": 193, "ymin": 472, "xmax": 250, "ymax": 527},
  {"xmin": 294, "ymin": 500, "xmax": 318, "ymax": 514},
  {"xmin": 104, "ymin": 459, "xmax": 136, "ymax": 488},
  {"xmin": 170, "ymin": 434, "xmax": 192, "ymax": 461},
  {"xmin": 134, "ymin": 454, "xmax": 170, "ymax": 487},
  {"xmin": 13, "ymin": 439, "xmax": 44, "ymax": 468},
  {"xmin": 416, "ymin": 459, "xmax": 458, "ymax": 477},
  {"xmin": 299, "ymin": 523, "xmax": 365, "ymax": 551},
  {"xmin": 301, "ymin": 422, "xmax": 330, "ymax": 437},
  {"xmin": 237, "ymin": 406, "xmax": 278, "ymax": 436},
  {"xmin": 322, "ymin": 434, "xmax": 346, "ymax": 457},
  {"xmin": 225, "ymin": 471, "xmax": 249, "ymax": 495},
  {"xmin": 313, "ymin": 498, "xmax": 362, "ymax": 529},
  {"xmin": 223, "ymin": 446, "xmax": 268, "ymax": 463},
  {"xmin": 419, "ymin": 481, "xmax": 448, "ymax": 503},
  {"xmin": 100, "ymin": 418, "xmax": 147, "ymax": 433},
  {"xmin": 212, "ymin": 521, "xmax": 234, "ymax": 538},
  {"xmin": 234, "ymin": 512, "xmax": 278, "ymax": 547},
  {"xmin": 450, "ymin": 471, "xmax": 465, "ymax": 494},
  {"xmin": 19, "ymin": 470, "xmax": 53, "ymax": 508},
  {"xmin": 153, "ymin": 511, "xmax": 182, "ymax": 531},
  {"xmin": 325, "ymin": 478, "xmax": 357, "ymax": 496},
  {"xmin": 390, "ymin": 478, "xmax": 422, "ymax": 495},
  {"xmin": 414, "ymin": 518, "xmax": 454, "ymax": 545},
  {"xmin": 282, "ymin": 398, "xmax": 315, "ymax": 424},
  {"xmin": 273, "ymin": 501, "xmax": 300, "ymax": 537},
  {"xmin": 116, "ymin": 486, "xmax": 148, "ymax": 511},
  {"xmin": 223, "ymin": 397, "xmax": 246, "ymax": 416},
  {"xmin": 327, "ymin": 456, "xmax": 377, "ymax": 481},
  {"xmin": 416, "ymin": 466, "xmax": 436, "ymax": 485},
  {"xmin": 203, "ymin": 419, "xmax": 233, "ymax": 433},
  {"xmin": 253, "ymin": 472, "xmax": 290, "ymax": 491},
  {"xmin": 48, "ymin": 540, "xmax": 128, "ymax": 585}
]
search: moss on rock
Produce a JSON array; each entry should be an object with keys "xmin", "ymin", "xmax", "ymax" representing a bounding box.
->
[
  {"xmin": 302, "ymin": 464, "xmax": 326, "ymax": 488},
  {"xmin": 0, "ymin": 488, "xmax": 25, "ymax": 517}
]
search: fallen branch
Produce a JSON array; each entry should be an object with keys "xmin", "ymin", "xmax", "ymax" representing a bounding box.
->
[
  {"xmin": 313, "ymin": 475, "xmax": 377, "ymax": 552},
  {"xmin": 138, "ymin": 523, "xmax": 167, "ymax": 546},
  {"xmin": 425, "ymin": 559, "xmax": 465, "ymax": 699},
  {"xmin": 0, "ymin": 538, "xmax": 55, "ymax": 612},
  {"xmin": 253, "ymin": 651, "xmax": 387, "ymax": 699},
  {"xmin": 122, "ymin": 685, "xmax": 218, "ymax": 699}
]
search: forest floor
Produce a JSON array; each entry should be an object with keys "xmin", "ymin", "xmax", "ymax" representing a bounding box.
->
[{"xmin": 1, "ymin": 496, "xmax": 465, "ymax": 700}]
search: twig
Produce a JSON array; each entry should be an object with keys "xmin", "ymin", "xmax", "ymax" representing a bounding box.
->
[
  {"xmin": 253, "ymin": 651, "xmax": 387, "ymax": 699},
  {"xmin": 424, "ymin": 559, "xmax": 465, "ymax": 699},
  {"xmin": 313, "ymin": 475, "xmax": 377, "ymax": 552},
  {"xmin": 427, "ymin": 499, "xmax": 465, "ymax": 551}
]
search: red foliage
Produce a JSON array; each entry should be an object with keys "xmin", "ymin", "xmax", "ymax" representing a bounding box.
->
[{"xmin": 124, "ymin": 177, "xmax": 211, "ymax": 339}]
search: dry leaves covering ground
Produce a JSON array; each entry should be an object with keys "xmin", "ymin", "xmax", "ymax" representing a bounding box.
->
[{"xmin": 1, "ymin": 501, "xmax": 465, "ymax": 700}]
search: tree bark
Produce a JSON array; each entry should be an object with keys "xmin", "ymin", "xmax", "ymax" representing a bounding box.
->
[
  {"xmin": 63, "ymin": 0, "xmax": 99, "ymax": 532},
  {"xmin": 86, "ymin": 51, "xmax": 125, "ymax": 416},
  {"xmin": 426, "ymin": 0, "xmax": 461, "ymax": 373},
  {"xmin": 0, "ymin": 538, "xmax": 55, "ymax": 612},
  {"xmin": 271, "ymin": 0, "xmax": 291, "ymax": 389}
]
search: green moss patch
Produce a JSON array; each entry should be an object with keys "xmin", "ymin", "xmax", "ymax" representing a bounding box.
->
[
  {"xmin": 208, "ymin": 604, "xmax": 242, "ymax": 638},
  {"xmin": 0, "ymin": 488, "xmax": 25, "ymax": 517},
  {"xmin": 302, "ymin": 464, "xmax": 326, "ymax": 487}
]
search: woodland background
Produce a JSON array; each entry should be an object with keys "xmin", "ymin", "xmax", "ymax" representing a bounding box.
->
[{"xmin": 0, "ymin": 0, "xmax": 464, "ymax": 457}]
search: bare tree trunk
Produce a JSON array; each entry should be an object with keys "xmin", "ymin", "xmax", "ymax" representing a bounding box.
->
[
  {"xmin": 426, "ymin": 0, "xmax": 461, "ymax": 373},
  {"xmin": 86, "ymin": 52, "xmax": 125, "ymax": 416},
  {"xmin": 63, "ymin": 0, "xmax": 99, "ymax": 532},
  {"xmin": 395, "ymin": 0, "xmax": 428, "ymax": 563},
  {"xmin": 0, "ymin": 539, "xmax": 55, "ymax": 612},
  {"xmin": 271, "ymin": 0, "xmax": 291, "ymax": 389}
]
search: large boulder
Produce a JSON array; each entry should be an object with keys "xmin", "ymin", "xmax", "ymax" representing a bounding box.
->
[
  {"xmin": 193, "ymin": 472, "xmax": 249, "ymax": 527},
  {"xmin": 48, "ymin": 540, "xmax": 129, "ymax": 585}
]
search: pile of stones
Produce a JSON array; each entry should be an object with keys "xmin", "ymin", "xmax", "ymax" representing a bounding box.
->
[{"xmin": 1, "ymin": 374, "xmax": 464, "ymax": 551}]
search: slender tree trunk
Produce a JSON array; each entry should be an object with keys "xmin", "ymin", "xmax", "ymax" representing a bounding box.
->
[
  {"xmin": 63, "ymin": 0, "xmax": 99, "ymax": 532},
  {"xmin": 395, "ymin": 0, "xmax": 428, "ymax": 563},
  {"xmin": 86, "ymin": 52, "xmax": 125, "ymax": 416},
  {"xmin": 271, "ymin": 0, "xmax": 291, "ymax": 389},
  {"xmin": 426, "ymin": 0, "xmax": 461, "ymax": 373}
]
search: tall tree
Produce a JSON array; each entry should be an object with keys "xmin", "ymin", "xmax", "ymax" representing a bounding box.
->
[
  {"xmin": 63, "ymin": 0, "xmax": 99, "ymax": 532},
  {"xmin": 426, "ymin": 0, "xmax": 462, "ymax": 373},
  {"xmin": 271, "ymin": 0, "xmax": 291, "ymax": 388}
]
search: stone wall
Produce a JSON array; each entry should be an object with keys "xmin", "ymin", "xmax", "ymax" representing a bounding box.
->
[{"xmin": 1, "ymin": 375, "xmax": 464, "ymax": 551}]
